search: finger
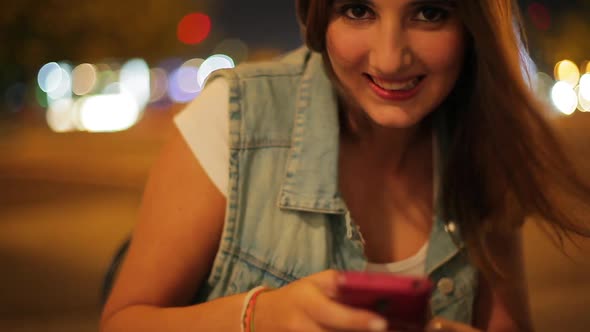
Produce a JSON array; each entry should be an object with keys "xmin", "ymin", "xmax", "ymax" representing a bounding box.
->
[
  {"xmin": 302, "ymin": 283, "xmax": 389, "ymax": 332},
  {"xmin": 425, "ymin": 317, "xmax": 481, "ymax": 332},
  {"xmin": 305, "ymin": 269, "xmax": 341, "ymax": 298}
]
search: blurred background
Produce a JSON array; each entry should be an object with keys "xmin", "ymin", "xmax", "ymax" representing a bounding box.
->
[{"xmin": 0, "ymin": 0, "xmax": 589, "ymax": 331}]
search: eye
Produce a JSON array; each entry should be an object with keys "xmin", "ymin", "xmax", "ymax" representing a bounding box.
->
[
  {"xmin": 341, "ymin": 4, "xmax": 374, "ymax": 20},
  {"xmin": 414, "ymin": 6, "xmax": 450, "ymax": 22}
]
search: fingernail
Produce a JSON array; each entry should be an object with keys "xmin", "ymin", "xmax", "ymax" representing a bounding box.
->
[
  {"xmin": 427, "ymin": 320, "xmax": 445, "ymax": 332},
  {"xmin": 368, "ymin": 318, "xmax": 388, "ymax": 331}
]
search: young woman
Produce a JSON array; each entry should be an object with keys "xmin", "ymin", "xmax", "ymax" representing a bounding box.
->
[{"xmin": 100, "ymin": 0, "xmax": 590, "ymax": 331}]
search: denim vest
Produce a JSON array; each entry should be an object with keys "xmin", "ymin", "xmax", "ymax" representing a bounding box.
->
[{"xmin": 194, "ymin": 47, "xmax": 478, "ymax": 324}]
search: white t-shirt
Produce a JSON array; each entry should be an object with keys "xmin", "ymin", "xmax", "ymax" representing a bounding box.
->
[
  {"xmin": 174, "ymin": 78, "xmax": 230, "ymax": 197},
  {"xmin": 173, "ymin": 78, "xmax": 428, "ymax": 276}
]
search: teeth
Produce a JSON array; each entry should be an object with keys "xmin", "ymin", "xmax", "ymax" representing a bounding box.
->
[{"xmin": 373, "ymin": 77, "xmax": 421, "ymax": 91}]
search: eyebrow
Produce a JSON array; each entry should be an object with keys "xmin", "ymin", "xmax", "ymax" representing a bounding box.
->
[
  {"xmin": 332, "ymin": 0, "xmax": 372, "ymax": 5},
  {"xmin": 412, "ymin": 0, "xmax": 454, "ymax": 3},
  {"xmin": 332, "ymin": 0, "xmax": 456, "ymax": 6},
  {"xmin": 411, "ymin": 0, "xmax": 456, "ymax": 5}
]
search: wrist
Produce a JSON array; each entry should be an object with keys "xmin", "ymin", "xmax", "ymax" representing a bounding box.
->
[
  {"xmin": 251, "ymin": 288, "xmax": 275, "ymax": 332},
  {"xmin": 241, "ymin": 286, "xmax": 272, "ymax": 332}
]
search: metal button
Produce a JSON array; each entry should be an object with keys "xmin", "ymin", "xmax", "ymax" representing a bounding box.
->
[
  {"xmin": 437, "ymin": 278, "xmax": 454, "ymax": 295},
  {"xmin": 445, "ymin": 221, "xmax": 457, "ymax": 234}
]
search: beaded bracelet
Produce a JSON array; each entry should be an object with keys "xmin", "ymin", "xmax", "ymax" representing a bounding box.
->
[{"xmin": 240, "ymin": 286, "xmax": 270, "ymax": 332}]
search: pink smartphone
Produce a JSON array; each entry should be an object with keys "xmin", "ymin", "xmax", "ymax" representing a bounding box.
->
[{"xmin": 337, "ymin": 271, "xmax": 433, "ymax": 331}]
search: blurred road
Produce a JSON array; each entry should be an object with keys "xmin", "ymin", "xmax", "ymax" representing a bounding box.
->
[{"xmin": 0, "ymin": 109, "xmax": 589, "ymax": 332}]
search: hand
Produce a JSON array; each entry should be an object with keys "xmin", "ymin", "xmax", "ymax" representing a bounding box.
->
[
  {"xmin": 425, "ymin": 317, "xmax": 482, "ymax": 332},
  {"xmin": 253, "ymin": 270, "xmax": 390, "ymax": 332}
]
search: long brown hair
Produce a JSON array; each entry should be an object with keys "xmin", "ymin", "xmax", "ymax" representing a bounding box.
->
[{"xmin": 296, "ymin": 0, "xmax": 590, "ymax": 274}]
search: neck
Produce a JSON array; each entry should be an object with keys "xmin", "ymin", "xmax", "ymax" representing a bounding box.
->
[{"xmin": 339, "ymin": 108, "xmax": 433, "ymax": 174}]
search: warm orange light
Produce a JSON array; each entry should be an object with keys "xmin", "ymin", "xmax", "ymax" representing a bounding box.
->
[{"xmin": 554, "ymin": 60, "xmax": 580, "ymax": 87}]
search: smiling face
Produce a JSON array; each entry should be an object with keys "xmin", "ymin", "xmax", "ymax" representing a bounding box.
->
[{"xmin": 325, "ymin": 0, "xmax": 466, "ymax": 129}]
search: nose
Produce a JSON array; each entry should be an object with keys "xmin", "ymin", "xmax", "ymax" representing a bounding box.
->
[{"xmin": 368, "ymin": 21, "xmax": 413, "ymax": 77}]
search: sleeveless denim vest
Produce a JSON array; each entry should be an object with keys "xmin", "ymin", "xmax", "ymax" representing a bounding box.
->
[{"xmin": 194, "ymin": 47, "xmax": 478, "ymax": 324}]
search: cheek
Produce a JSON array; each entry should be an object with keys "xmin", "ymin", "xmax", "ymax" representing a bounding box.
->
[
  {"xmin": 413, "ymin": 30, "xmax": 465, "ymax": 73},
  {"xmin": 326, "ymin": 25, "xmax": 367, "ymax": 70}
]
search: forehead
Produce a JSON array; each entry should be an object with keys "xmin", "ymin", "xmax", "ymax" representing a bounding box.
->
[{"xmin": 330, "ymin": 0, "xmax": 458, "ymax": 5}]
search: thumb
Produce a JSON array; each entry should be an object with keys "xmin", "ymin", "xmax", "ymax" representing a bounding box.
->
[{"xmin": 426, "ymin": 317, "xmax": 481, "ymax": 332}]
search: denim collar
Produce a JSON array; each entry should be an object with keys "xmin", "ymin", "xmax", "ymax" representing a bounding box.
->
[{"xmin": 277, "ymin": 51, "xmax": 347, "ymax": 214}]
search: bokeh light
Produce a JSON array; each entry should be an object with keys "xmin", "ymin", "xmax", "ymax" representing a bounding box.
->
[
  {"xmin": 95, "ymin": 63, "xmax": 113, "ymax": 75},
  {"xmin": 72, "ymin": 63, "xmax": 98, "ymax": 96},
  {"xmin": 96, "ymin": 68, "xmax": 118, "ymax": 92},
  {"xmin": 179, "ymin": 58, "xmax": 204, "ymax": 94},
  {"xmin": 527, "ymin": 3, "xmax": 551, "ymax": 31},
  {"xmin": 554, "ymin": 60, "xmax": 580, "ymax": 87},
  {"xmin": 149, "ymin": 68, "xmax": 169, "ymax": 103},
  {"xmin": 46, "ymin": 98, "xmax": 76, "ymax": 133},
  {"xmin": 103, "ymin": 82, "xmax": 124, "ymax": 95},
  {"xmin": 183, "ymin": 58, "xmax": 205, "ymax": 68},
  {"xmin": 177, "ymin": 67, "xmax": 200, "ymax": 94},
  {"xmin": 47, "ymin": 63, "xmax": 73, "ymax": 102},
  {"xmin": 38, "ymin": 62, "xmax": 62, "ymax": 93},
  {"xmin": 551, "ymin": 81, "xmax": 578, "ymax": 115},
  {"xmin": 154, "ymin": 58, "xmax": 184, "ymax": 106},
  {"xmin": 177, "ymin": 13, "xmax": 211, "ymax": 45},
  {"xmin": 213, "ymin": 39, "xmax": 249, "ymax": 64},
  {"xmin": 168, "ymin": 67, "xmax": 199, "ymax": 103},
  {"xmin": 78, "ymin": 93, "xmax": 140, "ymax": 132},
  {"xmin": 197, "ymin": 54, "xmax": 235, "ymax": 87},
  {"xmin": 37, "ymin": 55, "xmax": 248, "ymax": 131},
  {"xmin": 578, "ymin": 74, "xmax": 590, "ymax": 112},
  {"xmin": 120, "ymin": 58, "xmax": 151, "ymax": 108}
]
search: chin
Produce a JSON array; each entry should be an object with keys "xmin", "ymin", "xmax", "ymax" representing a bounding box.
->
[{"xmin": 363, "ymin": 106, "xmax": 427, "ymax": 129}]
